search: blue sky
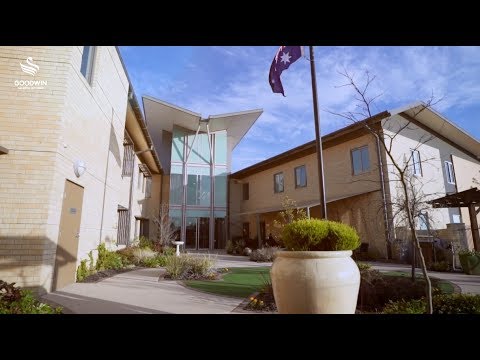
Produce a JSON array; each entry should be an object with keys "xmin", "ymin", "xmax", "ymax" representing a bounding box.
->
[{"xmin": 120, "ymin": 46, "xmax": 480, "ymax": 172}]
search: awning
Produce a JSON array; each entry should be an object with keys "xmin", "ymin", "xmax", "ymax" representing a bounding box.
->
[{"xmin": 428, "ymin": 187, "xmax": 480, "ymax": 251}]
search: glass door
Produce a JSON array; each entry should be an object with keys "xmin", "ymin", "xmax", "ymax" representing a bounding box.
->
[{"xmin": 185, "ymin": 217, "xmax": 210, "ymax": 250}]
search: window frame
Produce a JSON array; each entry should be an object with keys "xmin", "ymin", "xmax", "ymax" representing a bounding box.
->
[
  {"xmin": 411, "ymin": 149, "xmax": 423, "ymax": 177},
  {"xmin": 80, "ymin": 46, "xmax": 96, "ymax": 85},
  {"xmin": 351, "ymin": 145, "xmax": 370, "ymax": 175},
  {"xmin": 294, "ymin": 165, "xmax": 307, "ymax": 188},
  {"xmin": 242, "ymin": 182, "xmax": 249, "ymax": 200},
  {"xmin": 145, "ymin": 177, "xmax": 152, "ymax": 198},
  {"xmin": 273, "ymin": 172, "xmax": 284, "ymax": 193},
  {"xmin": 445, "ymin": 160, "xmax": 456, "ymax": 185}
]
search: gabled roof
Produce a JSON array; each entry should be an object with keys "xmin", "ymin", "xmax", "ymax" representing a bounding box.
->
[{"xmin": 231, "ymin": 103, "xmax": 480, "ymax": 179}]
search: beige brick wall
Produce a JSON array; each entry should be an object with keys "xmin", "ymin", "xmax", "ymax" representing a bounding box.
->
[
  {"xmin": 0, "ymin": 46, "xmax": 71, "ymax": 291},
  {"xmin": 235, "ymin": 133, "xmax": 381, "ymax": 216},
  {"xmin": 0, "ymin": 46, "xmax": 137, "ymax": 292},
  {"xmin": 230, "ymin": 132, "xmax": 386, "ymax": 255}
]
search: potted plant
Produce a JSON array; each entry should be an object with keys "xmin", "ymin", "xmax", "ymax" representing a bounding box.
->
[
  {"xmin": 458, "ymin": 249, "xmax": 480, "ymax": 275},
  {"xmin": 270, "ymin": 218, "xmax": 361, "ymax": 314}
]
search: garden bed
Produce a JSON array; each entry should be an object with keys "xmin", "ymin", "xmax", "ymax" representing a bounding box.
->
[{"xmin": 80, "ymin": 266, "xmax": 139, "ymax": 283}]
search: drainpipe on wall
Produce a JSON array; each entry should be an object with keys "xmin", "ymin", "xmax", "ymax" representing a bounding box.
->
[
  {"xmin": 126, "ymin": 157, "xmax": 135, "ymax": 247},
  {"xmin": 99, "ymin": 109, "xmax": 114, "ymax": 245},
  {"xmin": 374, "ymin": 132, "xmax": 392, "ymax": 259}
]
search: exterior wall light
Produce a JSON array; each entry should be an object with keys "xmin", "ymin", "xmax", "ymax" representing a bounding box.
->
[{"xmin": 74, "ymin": 160, "xmax": 86, "ymax": 177}]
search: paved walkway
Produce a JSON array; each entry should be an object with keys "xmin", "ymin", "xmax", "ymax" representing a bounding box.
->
[{"xmin": 41, "ymin": 255, "xmax": 480, "ymax": 314}]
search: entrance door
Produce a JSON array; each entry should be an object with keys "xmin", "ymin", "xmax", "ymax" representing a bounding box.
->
[
  {"xmin": 185, "ymin": 217, "xmax": 210, "ymax": 250},
  {"xmin": 53, "ymin": 180, "xmax": 84, "ymax": 291}
]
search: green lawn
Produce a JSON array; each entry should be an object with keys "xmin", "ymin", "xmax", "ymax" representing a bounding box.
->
[
  {"xmin": 184, "ymin": 267, "xmax": 271, "ymax": 298},
  {"xmin": 382, "ymin": 270, "xmax": 455, "ymax": 294},
  {"xmin": 184, "ymin": 267, "xmax": 455, "ymax": 299}
]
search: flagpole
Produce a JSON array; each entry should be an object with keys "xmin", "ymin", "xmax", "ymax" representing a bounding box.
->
[{"xmin": 309, "ymin": 45, "xmax": 327, "ymax": 219}]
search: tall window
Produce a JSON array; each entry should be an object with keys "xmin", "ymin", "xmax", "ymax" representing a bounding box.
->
[
  {"xmin": 411, "ymin": 149, "xmax": 422, "ymax": 176},
  {"xmin": 145, "ymin": 177, "xmax": 152, "ymax": 198},
  {"xmin": 117, "ymin": 206, "xmax": 129, "ymax": 245},
  {"xmin": 80, "ymin": 46, "xmax": 96, "ymax": 84},
  {"xmin": 295, "ymin": 165, "xmax": 307, "ymax": 188},
  {"xmin": 418, "ymin": 212, "xmax": 429, "ymax": 230},
  {"xmin": 351, "ymin": 146, "xmax": 370, "ymax": 175},
  {"xmin": 243, "ymin": 183, "xmax": 249, "ymax": 200},
  {"xmin": 445, "ymin": 161, "xmax": 456, "ymax": 184},
  {"xmin": 122, "ymin": 134, "xmax": 134, "ymax": 177},
  {"xmin": 274, "ymin": 172, "xmax": 284, "ymax": 193}
]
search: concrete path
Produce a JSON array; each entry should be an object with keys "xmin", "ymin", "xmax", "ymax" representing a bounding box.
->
[
  {"xmin": 42, "ymin": 268, "xmax": 243, "ymax": 314},
  {"xmin": 41, "ymin": 255, "xmax": 480, "ymax": 314}
]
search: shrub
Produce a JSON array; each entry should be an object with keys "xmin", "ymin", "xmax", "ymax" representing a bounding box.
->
[
  {"xmin": 226, "ymin": 240, "xmax": 234, "ymax": 254},
  {"xmin": 428, "ymin": 261, "xmax": 451, "ymax": 272},
  {"xmin": 250, "ymin": 246, "xmax": 279, "ymax": 262},
  {"xmin": 357, "ymin": 269, "xmax": 447, "ymax": 312},
  {"xmin": 433, "ymin": 293, "xmax": 480, "ymax": 314},
  {"xmin": 356, "ymin": 262, "xmax": 372, "ymax": 271},
  {"xmin": 162, "ymin": 246, "xmax": 176, "ymax": 257},
  {"xmin": 383, "ymin": 294, "xmax": 480, "ymax": 314},
  {"xmin": 0, "ymin": 281, "xmax": 62, "ymax": 314},
  {"xmin": 164, "ymin": 255, "xmax": 191, "ymax": 279},
  {"xmin": 141, "ymin": 256, "xmax": 162, "ymax": 268},
  {"xmin": 164, "ymin": 254, "xmax": 216, "ymax": 280},
  {"xmin": 383, "ymin": 298, "xmax": 426, "ymax": 314},
  {"xmin": 282, "ymin": 219, "xmax": 360, "ymax": 251},
  {"xmin": 116, "ymin": 247, "xmax": 135, "ymax": 264},
  {"xmin": 189, "ymin": 255, "xmax": 216, "ymax": 277},
  {"xmin": 138, "ymin": 236, "xmax": 154, "ymax": 249},
  {"xmin": 76, "ymin": 259, "xmax": 89, "ymax": 282},
  {"xmin": 96, "ymin": 243, "xmax": 124, "ymax": 271},
  {"xmin": 132, "ymin": 248, "xmax": 157, "ymax": 264}
]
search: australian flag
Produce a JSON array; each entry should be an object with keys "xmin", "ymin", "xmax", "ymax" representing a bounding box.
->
[{"xmin": 269, "ymin": 46, "xmax": 304, "ymax": 96}]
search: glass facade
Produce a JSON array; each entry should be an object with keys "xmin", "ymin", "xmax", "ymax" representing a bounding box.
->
[{"xmin": 168, "ymin": 126, "xmax": 228, "ymax": 249}]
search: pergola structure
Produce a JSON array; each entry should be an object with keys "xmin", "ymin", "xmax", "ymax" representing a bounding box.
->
[{"xmin": 428, "ymin": 187, "xmax": 480, "ymax": 251}]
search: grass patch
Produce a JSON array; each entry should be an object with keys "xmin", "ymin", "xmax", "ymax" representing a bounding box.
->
[{"xmin": 184, "ymin": 267, "xmax": 271, "ymax": 298}]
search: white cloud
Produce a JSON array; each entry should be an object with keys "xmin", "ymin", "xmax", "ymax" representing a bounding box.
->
[{"xmin": 121, "ymin": 46, "xmax": 480, "ymax": 172}]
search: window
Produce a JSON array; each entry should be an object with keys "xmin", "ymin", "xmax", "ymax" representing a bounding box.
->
[
  {"xmin": 80, "ymin": 46, "xmax": 96, "ymax": 84},
  {"xmin": 243, "ymin": 183, "xmax": 249, "ymax": 200},
  {"xmin": 242, "ymin": 222, "xmax": 250, "ymax": 239},
  {"xmin": 351, "ymin": 146, "xmax": 370, "ymax": 175},
  {"xmin": 122, "ymin": 134, "xmax": 134, "ymax": 177},
  {"xmin": 411, "ymin": 150, "xmax": 422, "ymax": 176},
  {"xmin": 145, "ymin": 177, "xmax": 152, "ymax": 198},
  {"xmin": 117, "ymin": 206, "xmax": 130, "ymax": 245},
  {"xmin": 445, "ymin": 161, "xmax": 456, "ymax": 184},
  {"xmin": 137, "ymin": 170, "xmax": 143, "ymax": 190},
  {"xmin": 274, "ymin": 172, "xmax": 284, "ymax": 193},
  {"xmin": 139, "ymin": 219, "xmax": 149, "ymax": 238},
  {"xmin": 295, "ymin": 165, "xmax": 307, "ymax": 188},
  {"xmin": 418, "ymin": 213, "xmax": 429, "ymax": 230}
]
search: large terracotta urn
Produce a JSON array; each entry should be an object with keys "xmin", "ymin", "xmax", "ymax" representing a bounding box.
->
[{"xmin": 271, "ymin": 250, "xmax": 360, "ymax": 314}]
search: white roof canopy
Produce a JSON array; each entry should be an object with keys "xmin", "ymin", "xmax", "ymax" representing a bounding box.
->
[{"xmin": 142, "ymin": 95, "xmax": 262, "ymax": 149}]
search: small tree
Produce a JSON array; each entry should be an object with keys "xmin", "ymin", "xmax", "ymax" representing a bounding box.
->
[
  {"xmin": 271, "ymin": 196, "xmax": 308, "ymax": 246},
  {"xmin": 328, "ymin": 68, "xmax": 443, "ymax": 314},
  {"xmin": 151, "ymin": 203, "xmax": 176, "ymax": 248}
]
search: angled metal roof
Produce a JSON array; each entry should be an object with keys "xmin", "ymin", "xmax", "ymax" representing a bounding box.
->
[{"xmin": 142, "ymin": 95, "xmax": 262, "ymax": 150}]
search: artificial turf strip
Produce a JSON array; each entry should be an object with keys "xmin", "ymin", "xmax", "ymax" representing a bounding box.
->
[{"xmin": 184, "ymin": 267, "xmax": 271, "ymax": 298}]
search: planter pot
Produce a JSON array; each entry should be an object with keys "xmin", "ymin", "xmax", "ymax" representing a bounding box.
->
[
  {"xmin": 271, "ymin": 250, "xmax": 360, "ymax": 314},
  {"xmin": 459, "ymin": 254, "xmax": 480, "ymax": 275}
]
